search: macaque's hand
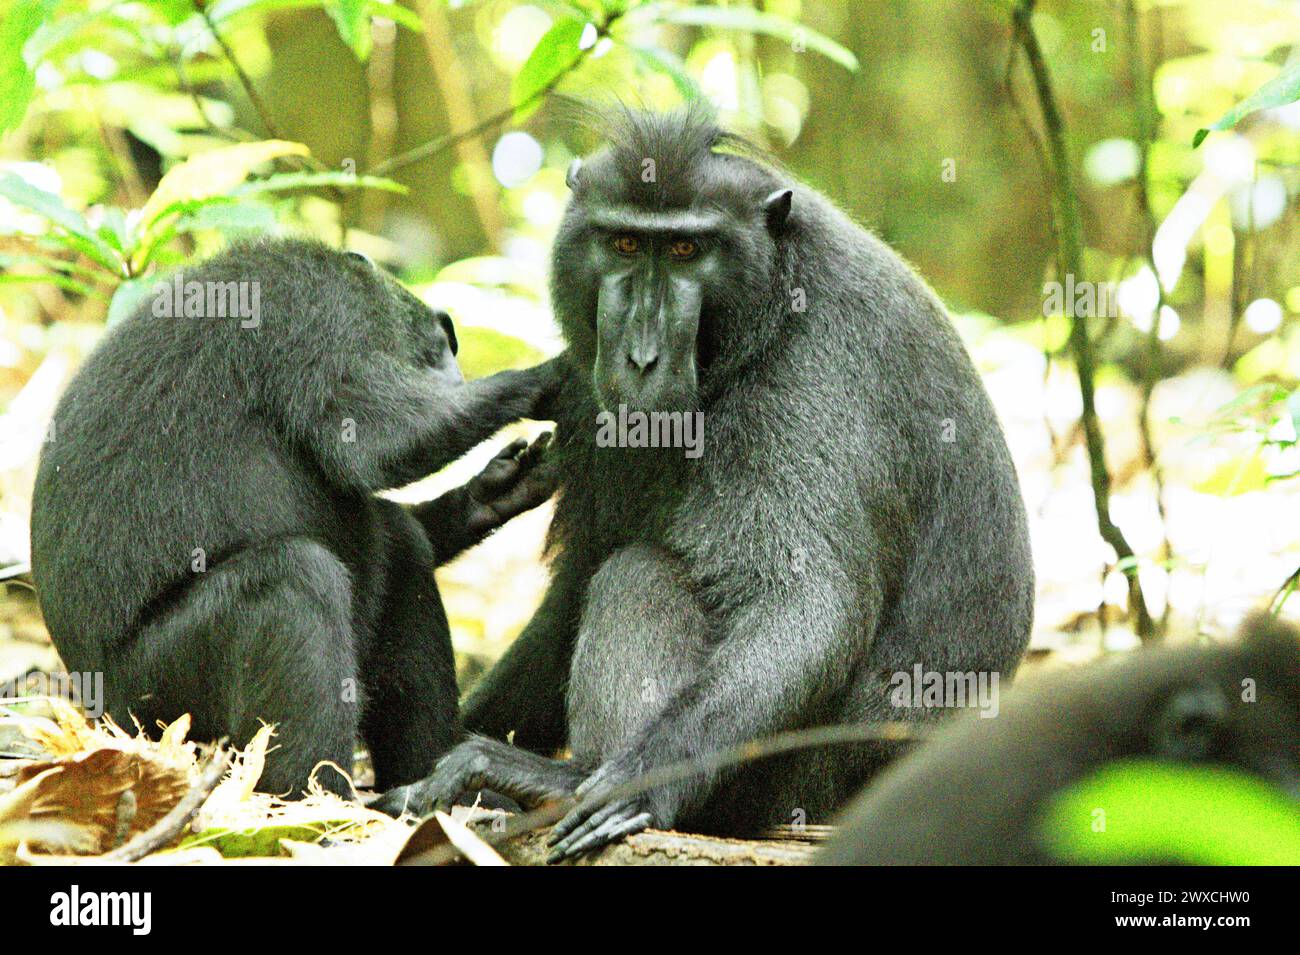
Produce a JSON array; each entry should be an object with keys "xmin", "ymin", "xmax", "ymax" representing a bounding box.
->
[
  {"xmin": 463, "ymin": 433, "xmax": 556, "ymax": 538},
  {"xmin": 546, "ymin": 757, "xmax": 675, "ymax": 862}
]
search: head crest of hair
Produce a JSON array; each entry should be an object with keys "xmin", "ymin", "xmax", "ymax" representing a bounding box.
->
[{"xmin": 561, "ymin": 98, "xmax": 771, "ymax": 209}]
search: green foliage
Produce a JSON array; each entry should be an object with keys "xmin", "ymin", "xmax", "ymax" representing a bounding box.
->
[
  {"xmin": 629, "ymin": 3, "xmax": 859, "ymax": 72},
  {"xmin": 1195, "ymin": 60, "xmax": 1300, "ymax": 147},
  {"xmin": 105, "ymin": 277, "xmax": 153, "ymax": 327},
  {"xmin": 0, "ymin": 0, "xmax": 865, "ymax": 319},
  {"xmin": 328, "ymin": 0, "xmax": 374, "ymax": 60},
  {"xmin": 0, "ymin": 172, "xmax": 122, "ymax": 274},
  {"xmin": 506, "ymin": 0, "xmax": 858, "ymax": 120},
  {"xmin": 181, "ymin": 822, "xmax": 353, "ymax": 857},
  {"xmin": 0, "ymin": 0, "xmax": 58, "ymax": 134},
  {"xmin": 0, "ymin": 141, "xmax": 404, "ymax": 288},
  {"xmin": 512, "ymin": 16, "xmax": 592, "ymax": 115},
  {"xmin": 1040, "ymin": 760, "xmax": 1300, "ymax": 865},
  {"xmin": 207, "ymin": 0, "xmax": 423, "ymax": 59}
]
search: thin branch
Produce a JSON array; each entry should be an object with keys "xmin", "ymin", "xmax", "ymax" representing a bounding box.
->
[
  {"xmin": 1005, "ymin": 19, "xmax": 1066, "ymax": 470},
  {"xmin": 1004, "ymin": 25, "xmax": 1054, "ymax": 216},
  {"xmin": 1269, "ymin": 564, "xmax": 1300, "ymax": 615},
  {"xmin": 195, "ymin": 0, "xmax": 283, "ymax": 140},
  {"xmin": 101, "ymin": 743, "xmax": 230, "ymax": 862},
  {"xmin": 396, "ymin": 720, "xmax": 928, "ymax": 865},
  {"xmin": 174, "ymin": 46, "xmax": 248, "ymax": 143},
  {"xmin": 192, "ymin": 1, "xmax": 346, "ymax": 206},
  {"xmin": 370, "ymin": 12, "xmax": 622, "ymax": 178},
  {"xmin": 371, "ymin": 104, "xmax": 529, "ymax": 178},
  {"xmin": 1125, "ymin": 0, "xmax": 1171, "ymax": 633},
  {"xmin": 1010, "ymin": 0, "xmax": 1155, "ymax": 640}
]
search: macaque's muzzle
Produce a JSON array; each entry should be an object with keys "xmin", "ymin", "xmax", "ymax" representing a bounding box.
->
[{"xmin": 594, "ymin": 270, "xmax": 701, "ymax": 413}]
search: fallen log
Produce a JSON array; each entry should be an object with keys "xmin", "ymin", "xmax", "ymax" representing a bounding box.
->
[
  {"xmin": 496, "ymin": 828, "xmax": 817, "ymax": 865},
  {"xmin": 398, "ymin": 819, "xmax": 819, "ymax": 866}
]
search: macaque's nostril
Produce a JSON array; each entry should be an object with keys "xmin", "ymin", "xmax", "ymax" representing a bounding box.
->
[{"xmin": 627, "ymin": 348, "xmax": 659, "ymax": 374}]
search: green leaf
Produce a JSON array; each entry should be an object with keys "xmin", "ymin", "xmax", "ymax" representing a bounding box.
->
[
  {"xmin": 106, "ymin": 277, "xmax": 154, "ymax": 326},
  {"xmin": 95, "ymin": 207, "xmax": 130, "ymax": 254},
  {"xmin": 207, "ymin": 0, "xmax": 331, "ymax": 24},
  {"xmin": 181, "ymin": 823, "xmax": 344, "ymax": 858},
  {"xmin": 637, "ymin": 5, "xmax": 859, "ymax": 72},
  {"xmin": 0, "ymin": 250, "xmax": 102, "ymax": 281},
  {"xmin": 628, "ymin": 43, "xmax": 699, "ymax": 101},
  {"xmin": 230, "ymin": 170, "xmax": 408, "ymax": 197},
  {"xmin": 172, "ymin": 201, "xmax": 279, "ymax": 236},
  {"xmin": 0, "ymin": 173, "xmax": 123, "ymax": 273},
  {"xmin": 137, "ymin": 202, "xmax": 279, "ymax": 267},
  {"xmin": 1194, "ymin": 450, "xmax": 1270, "ymax": 497},
  {"xmin": 1195, "ymin": 60, "xmax": 1300, "ymax": 147},
  {"xmin": 208, "ymin": 0, "xmax": 422, "ymax": 34},
  {"xmin": 0, "ymin": 0, "xmax": 58, "ymax": 135},
  {"xmin": 135, "ymin": 173, "xmax": 404, "ymax": 268},
  {"xmin": 511, "ymin": 16, "xmax": 592, "ymax": 116},
  {"xmin": 139, "ymin": 139, "xmax": 311, "ymax": 229},
  {"xmin": 0, "ymin": 273, "xmax": 95, "ymax": 295},
  {"xmin": 328, "ymin": 0, "xmax": 372, "ymax": 60},
  {"xmin": 1040, "ymin": 760, "xmax": 1300, "ymax": 865}
]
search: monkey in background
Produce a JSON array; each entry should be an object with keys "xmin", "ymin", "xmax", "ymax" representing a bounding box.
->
[
  {"xmin": 818, "ymin": 614, "xmax": 1300, "ymax": 865},
  {"xmin": 31, "ymin": 238, "xmax": 562, "ymax": 797}
]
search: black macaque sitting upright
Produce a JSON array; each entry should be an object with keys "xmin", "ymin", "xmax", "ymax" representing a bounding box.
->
[
  {"xmin": 375, "ymin": 104, "xmax": 1036, "ymax": 859},
  {"xmin": 818, "ymin": 615, "xmax": 1300, "ymax": 865},
  {"xmin": 30, "ymin": 239, "xmax": 562, "ymax": 797}
]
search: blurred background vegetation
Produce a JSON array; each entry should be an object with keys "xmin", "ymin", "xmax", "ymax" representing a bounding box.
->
[{"xmin": 1, "ymin": 0, "xmax": 1298, "ymax": 696}]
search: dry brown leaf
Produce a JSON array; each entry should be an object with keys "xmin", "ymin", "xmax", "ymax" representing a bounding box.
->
[
  {"xmin": 17, "ymin": 746, "xmax": 190, "ymax": 855},
  {"xmin": 434, "ymin": 810, "xmax": 507, "ymax": 866},
  {"xmin": 11, "ymin": 697, "xmax": 99, "ymax": 757},
  {"xmin": 157, "ymin": 713, "xmax": 194, "ymax": 757},
  {"xmin": 394, "ymin": 802, "xmax": 511, "ymax": 865},
  {"xmin": 201, "ymin": 723, "xmax": 273, "ymax": 816},
  {"xmin": 0, "ymin": 767, "xmax": 98, "ymax": 864}
]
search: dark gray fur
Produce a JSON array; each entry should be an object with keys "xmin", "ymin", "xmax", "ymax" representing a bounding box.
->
[
  {"xmin": 818, "ymin": 616, "xmax": 1300, "ymax": 864},
  {"xmin": 30, "ymin": 238, "xmax": 560, "ymax": 796},
  {"xmin": 375, "ymin": 105, "xmax": 1034, "ymax": 857}
]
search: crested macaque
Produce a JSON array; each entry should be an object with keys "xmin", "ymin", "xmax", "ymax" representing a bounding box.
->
[
  {"xmin": 31, "ymin": 238, "xmax": 562, "ymax": 796},
  {"xmin": 818, "ymin": 615, "xmax": 1300, "ymax": 865},
  {"xmin": 375, "ymin": 103, "xmax": 1035, "ymax": 860}
]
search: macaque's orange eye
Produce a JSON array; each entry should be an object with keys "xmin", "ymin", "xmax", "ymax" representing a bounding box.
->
[
  {"xmin": 612, "ymin": 235, "xmax": 640, "ymax": 255},
  {"xmin": 669, "ymin": 239, "xmax": 698, "ymax": 260}
]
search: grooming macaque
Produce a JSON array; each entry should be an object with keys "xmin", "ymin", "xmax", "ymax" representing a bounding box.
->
[{"xmin": 31, "ymin": 239, "xmax": 561, "ymax": 796}]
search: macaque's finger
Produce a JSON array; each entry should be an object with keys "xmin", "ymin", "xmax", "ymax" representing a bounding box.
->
[
  {"xmin": 548, "ymin": 811, "xmax": 652, "ymax": 862},
  {"xmin": 518, "ymin": 430, "xmax": 553, "ymax": 464},
  {"xmin": 472, "ymin": 438, "xmax": 528, "ymax": 493},
  {"xmin": 479, "ymin": 464, "xmax": 557, "ymax": 522},
  {"xmin": 548, "ymin": 798, "xmax": 649, "ymax": 860}
]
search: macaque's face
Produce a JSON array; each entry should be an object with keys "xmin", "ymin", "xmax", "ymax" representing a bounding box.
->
[
  {"xmin": 585, "ymin": 217, "xmax": 715, "ymax": 413},
  {"xmin": 553, "ymin": 158, "xmax": 791, "ymax": 415}
]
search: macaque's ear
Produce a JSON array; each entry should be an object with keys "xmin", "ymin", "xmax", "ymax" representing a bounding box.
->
[
  {"xmin": 566, "ymin": 159, "xmax": 583, "ymax": 191},
  {"xmin": 764, "ymin": 188, "xmax": 793, "ymax": 234}
]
